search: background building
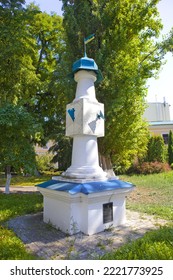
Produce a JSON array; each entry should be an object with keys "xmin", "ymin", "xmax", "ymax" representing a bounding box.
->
[{"xmin": 144, "ymin": 101, "xmax": 173, "ymax": 143}]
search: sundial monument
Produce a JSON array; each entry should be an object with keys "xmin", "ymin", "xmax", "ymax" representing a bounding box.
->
[{"xmin": 37, "ymin": 35, "xmax": 134, "ymax": 235}]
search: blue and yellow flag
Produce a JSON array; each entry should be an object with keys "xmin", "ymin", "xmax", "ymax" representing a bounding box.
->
[{"xmin": 84, "ymin": 34, "xmax": 95, "ymax": 44}]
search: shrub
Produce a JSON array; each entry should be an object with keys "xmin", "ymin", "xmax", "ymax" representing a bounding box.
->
[
  {"xmin": 135, "ymin": 161, "xmax": 171, "ymax": 174},
  {"xmin": 36, "ymin": 153, "xmax": 55, "ymax": 173},
  {"xmin": 146, "ymin": 136, "xmax": 166, "ymax": 163}
]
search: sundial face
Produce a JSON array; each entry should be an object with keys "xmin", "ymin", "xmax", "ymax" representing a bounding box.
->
[{"xmin": 66, "ymin": 99, "xmax": 104, "ymax": 137}]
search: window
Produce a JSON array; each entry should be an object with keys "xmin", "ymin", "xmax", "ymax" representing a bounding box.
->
[
  {"xmin": 103, "ymin": 202, "xmax": 113, "ymax": 224},
  {"xmin": 162, "ymin": 134, "xmax": 168, "ymax": 144}
]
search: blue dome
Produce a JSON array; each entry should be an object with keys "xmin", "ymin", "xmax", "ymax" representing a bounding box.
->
[{"xmin": 72, "ymin": 56, "xmax": 103, "ymax": 82}]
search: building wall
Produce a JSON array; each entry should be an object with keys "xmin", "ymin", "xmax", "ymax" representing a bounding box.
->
[
  {"xmin": 149, "ymin": 123, "xmax": 173, "ymax": 143},
  {"xmin": 144, "ymin": 102, "xmax": 173, "ymax": 144},
  {"xmin": 144, "ymin": 102, "xmax": 170, "ymax": 122}
]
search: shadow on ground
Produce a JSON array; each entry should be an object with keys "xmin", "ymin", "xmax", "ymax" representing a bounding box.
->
[{"xmin": 6, "ymin": 210, "xmax": 168, "ymax": 260}]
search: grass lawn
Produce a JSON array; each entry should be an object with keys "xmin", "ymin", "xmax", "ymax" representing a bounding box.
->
[
  {"xmin": 0, "ymin": 192, "xmax": 43, "ymax": 260},
  {"xmin": 102, "ymin": 171, "xmax": 173, "ymax": 260},
  {"xmin": 101, "ymin": 226, "xmax": 173, "ymax": 260},
  {"xmin": 0, "ymin": 172, "xmax": 172, "ymax": 259},
  {"xmin": 0, "ymin": 226, "xmax": 38, "ymax": 260},
  {"xmin": 0, "ymin": 193, "xmax": 43, "ymax": 223},
  {"xmin": 0, "ymin": 174, "xmax": 52, "ymax": 187},
  {"xmin": 120, "ymin": 172, "xmax": 173, "ymax": 220}
]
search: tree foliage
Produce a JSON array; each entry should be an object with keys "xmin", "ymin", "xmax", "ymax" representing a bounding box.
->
[
  {"xmin": 0, "ymin": 103, "xmax": 42, "ymax": 193},
  {"xmin": 0, "ymin": 0, "xmax": 25, "ymax": 9},
  {"xmin": 145, "ymin": 135, "xmax": 166, "ymax": 163},
  {"xmin": 0, "ymin": 1, "xmax": 65, "ymax": 124},
  {"xmin": 36, "ymin": 153, "xmax": 54, "ymax": 173},
  {"xmin": 0, "ymin": 0, "xmax": 172, "ymax": 175},
  {"xmin": 61, "ymin": 0, "xmax": 168, "ymax": 171},
  {"xmin": 25, "ymin": 6, "xmax": 66, "ymax": 141},
  {"xmin": 49, "ymin": 136, "xmax": 72, "ymax": 171},
  {"xmin": 0, "ymin": 104, "xmax": 41, "ymax": 171},
  {"xmin": 0, "ymin": 1, "xmax": 67, "ymax": 175},
  {"xmin": 0, "ymin": 0, "xmax": 38, "ymax": 105}
]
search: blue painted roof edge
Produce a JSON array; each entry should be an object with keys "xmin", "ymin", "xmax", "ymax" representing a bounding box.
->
[{"xmin": 36, "ymin": 179, "xmax": 135, "ymax": 195}]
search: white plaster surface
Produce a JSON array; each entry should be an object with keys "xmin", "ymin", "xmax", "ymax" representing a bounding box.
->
[
  {"xmin": 65, "ymin": 68, "xmax": 105, "ymax": 179},
  {"xmin": 38, "ymin": 64, "xmax": 134, "ymax": 236},
  {"xmin": 38, "ymin": 187, "xmax": 132, "ymax": 235},
  {"xmin": 73, "ymin": 70, "xmax": 97, "ymax": 102},
  {"xmin": 66, "ymin": 99, "xmax": 104, "ymax": 137},
  {"xmin": 64, "ymin": 135, "xmax": 107, "ymax": 179}
]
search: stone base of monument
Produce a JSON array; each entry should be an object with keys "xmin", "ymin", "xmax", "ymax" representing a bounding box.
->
[{"xmin": 37, "ymin": 177, "xmax": 134, "ymax": 235}]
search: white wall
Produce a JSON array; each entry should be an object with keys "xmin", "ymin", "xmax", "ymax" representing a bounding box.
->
[{"xmin": 144, "ymin": 102, "xmax": 170, "ymax": 121}]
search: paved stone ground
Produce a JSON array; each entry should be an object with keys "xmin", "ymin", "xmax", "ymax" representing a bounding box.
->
[{"xmin": 6, "ymin": 210, "xmax": 168, "ymax": 260}]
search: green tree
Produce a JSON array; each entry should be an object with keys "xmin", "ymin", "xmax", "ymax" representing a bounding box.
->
[
  {"xmin": 61, "ymin": 0, "xmax": 168, "ymax": 171},
  {"xmin": 36, "ymin": 153, "xmax": 54, "ymax": 173},
  {"xmin": 49, "ymin": 135, "xmax": 72, "ymax": 171},
  {"xmin": 146, "ymin": 135, "xmax": 165, "ymax": 163},
  {"xmin": 0, "ymin": 1, "xmax": 65, "ymax": 120},
  {"xmin": 0, "ymin": 0, "xmax": 40, "ymax": 105},
  {"xmin": 0, "ymin": 0, "xmax": 25, "ymax": 9},
  {"xmin": 0, "ymin": 2, "xmax": 67, "ymax": 169},
  {"xmin": 168, "ymin": 130, "xmax": 173, "ymax": 165},
  {"xmin": 26, "ymin": 7, "xmax": 66, "ymax": 140},
  {"xmin": 0, "ymin": 104, "xmax": 42, "ymax": 194}
]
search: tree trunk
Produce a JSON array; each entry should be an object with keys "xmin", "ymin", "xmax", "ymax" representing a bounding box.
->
[
  {"xmin": 99, "ymin": 154, "xmax": 117, "ymax": 178},
  {"xmin": 5, "ymin": 166, "xmax": 11, "ymax": 194}
]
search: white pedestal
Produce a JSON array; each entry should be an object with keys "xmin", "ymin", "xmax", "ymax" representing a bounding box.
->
[{"xmin": 38, "ymin": 186, "xmax": 131, "ymax": 235}]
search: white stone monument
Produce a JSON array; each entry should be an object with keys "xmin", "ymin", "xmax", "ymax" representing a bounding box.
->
[
  {"xmin": 64, "ymin": 67, "xmax": 106, "ymax": 180},
  {"xmin": 37, "ymin": 51, "xmax": 134, "ymax": 235}
]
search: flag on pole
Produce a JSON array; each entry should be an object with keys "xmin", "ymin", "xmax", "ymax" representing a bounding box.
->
[{"xmin": 84, "ymin": 34, "xmax": 95, "ymax": 44}]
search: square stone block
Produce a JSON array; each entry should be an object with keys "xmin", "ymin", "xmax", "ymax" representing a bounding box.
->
[
  {"xmin": 38, "ymin": 187, "xmax": 127, "ymax": 235},
  {"xmin": 66, "ymin": 99, "xmax": 104, "ymax": 137}
]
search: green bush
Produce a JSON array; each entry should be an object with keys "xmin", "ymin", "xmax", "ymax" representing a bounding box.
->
[
  {"xmin": 101, "ymin": 226, "xmax": 173, "ymax": 260},
  {"xmin": 146, "ymin": 136, "xmax": 166, "ymax": 163},
  {"xmin": 36, "ymin": 153, "xmax": 55, "ymax": 173}
]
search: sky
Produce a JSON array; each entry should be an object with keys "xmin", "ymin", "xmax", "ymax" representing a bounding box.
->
[{"xmin": 25, "ymin": 0, "xmax": 173, "ymax": 119}]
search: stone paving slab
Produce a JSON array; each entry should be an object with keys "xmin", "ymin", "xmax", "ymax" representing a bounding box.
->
[{"xmin": 6, "ymin": 210, "xmax": 168, "ymax": 260}]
